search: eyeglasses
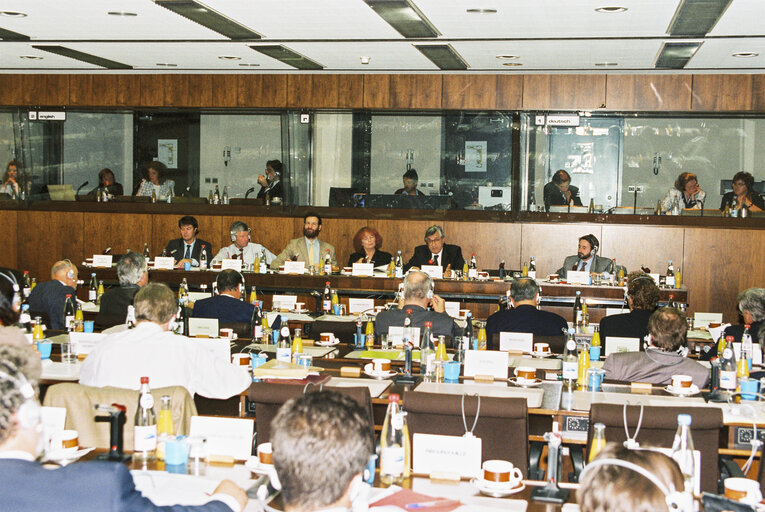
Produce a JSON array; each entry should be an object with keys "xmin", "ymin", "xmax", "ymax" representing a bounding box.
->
[{"xmin": 425, "ymin": 237, "xmax": 443, "ymax": 244}]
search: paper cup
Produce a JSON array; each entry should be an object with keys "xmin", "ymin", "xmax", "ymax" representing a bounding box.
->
[
  {"xmin": 533, "ymin": 342, "xmax": 550, "ymax": 354},
  {"xmin": 258, "ymin": 442, "xmax": 273, "ymax": 465},
  {"xmin": 220, "ymin": 328, "xmax": 234, "ymax": 339},
  {"xmin": 671, "ymin": 374, "xmax": 693, "ymax": 389}
]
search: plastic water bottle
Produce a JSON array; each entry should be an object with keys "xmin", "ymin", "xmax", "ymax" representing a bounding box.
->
[
  {"xmin": 671, "ymin": 414, "xmax": 695, "ymax": 493},
  {"xmin": 380, "ymin": 394, "xmax": 410, "ymax": 485}
]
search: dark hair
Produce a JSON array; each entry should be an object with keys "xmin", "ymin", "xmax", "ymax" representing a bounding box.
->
[
  {"xmin": 304, "ymin": 212, "xmax": 322, "ymax": 226},
  {"xmin": 97, "ymin": 168, "xmax": 115, "ymax": 187},
  {"xmin": 146, "ymin": 161, "xmax": 167, "ymax": 184},
  {"xmin": 266, "ymin": 159, "xmax": 283, "ymax": 175},
  {"xmin": 352, "ymin": 226, "xmax": 382, "ymax": 253},
  {"xmin": 732, "ymin": 171, "xmax": 755, "ymax": 195},
  {"xmin": 552, "ymin": 169, "xmax": 571, "ymax": 185},
  {"xmin": 579, "ymin": 234, "xmax": 599, "ymax": 252},
  {"xmin": 0, "ymin": 271, "xmax": 20, "ymax": 326},
  {"xmin": 178, "ymin": 215, "xmax": 198, "ymax": 230},
  {"xmin": 3, "ymin": 160, "xmax": 20, "ymax": 182},
  {"xmin": 403, "ymin": 169, "xmax": 419, "ymax": 181},
  {"xmin": 648, "ymin": 307, "xmax": 687, "ymax": 352},
  {"xmin": 510, "ymin": 277, "xmax": 539, "ymax": 302},
  {"xmin": 216, "ymin": 269, "xmax": 243, "ymax": 293},
  {"xmin": 626, "ymin": 272, "xmax": 660, "ymax": 311},
  {"xmin": 674, "ymin": 172, "xmax": 698, "ymax": 192}
]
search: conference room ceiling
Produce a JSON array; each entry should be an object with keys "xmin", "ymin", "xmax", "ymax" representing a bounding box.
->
[{"xmin": 0, "ymin": 0, "xmax": 763, "ymax": 72}]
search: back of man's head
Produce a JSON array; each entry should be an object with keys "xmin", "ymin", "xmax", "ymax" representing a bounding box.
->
[
  {"xmin": 117, "ymin": 252, "xmax": 147, "ymax": 286},
  {"xmin": 648, "ymin": 307, "xmax": 687, "ymax": 352},
  {"xmin": 50, "ymin": 260, "xmax": 75, "ymax": 280},
  {"xmin": 0, "ymin": 344, "xmax": 40, "ymax": 445},
  {"xmin": 272, "ymin": 391, "xmax": 373, "ymax": 511},
  {"xmin": 510, "ymin": 277, "xmax": 538, "ymax": 302},
  {"xmin": 403, "ymin": 271, "xmax": 433, "ymax": 302},
  {"xmin": 627, "ymin": 272, "xmax": 660, "ymax": 311},
  {"xmin": 134, "ymin": 282, "xmax": 176, "ymax": 326},
  {"xmin": 216, "ymin": 269, "xmax": 242, "ymax": 293},
  {"xmin": 737, "ymin": 287, "xmax": 765, "ymax": 322}
]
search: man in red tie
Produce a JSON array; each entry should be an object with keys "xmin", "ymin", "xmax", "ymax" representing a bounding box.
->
[{"xmin": 556, "ymin": 234, "xmax": 614, "ymax": 279}]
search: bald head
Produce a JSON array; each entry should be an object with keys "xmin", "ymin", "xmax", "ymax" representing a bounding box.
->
[
  {"xmin": 51, "ymin": 261, "xmax": 78, "ymax": 288},
  {"xmin": 402, "ymin": 270, "xmax": 434, "ymax": 307}
]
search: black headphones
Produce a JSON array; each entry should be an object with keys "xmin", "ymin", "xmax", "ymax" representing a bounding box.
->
[{"xmin": 582, "ymin": 234, "xmax": 599, "ymax": 252}]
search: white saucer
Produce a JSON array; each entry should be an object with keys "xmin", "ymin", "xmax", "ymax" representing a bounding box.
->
[
  {"xmin": 315, "ymin": 339, "xmax": 340, "ymax": 347},
  {"xmin": 508, "ymin": 377, "xmax": 543, "ymax": 388},
  {"xmin": 665, "ymin": 384, "xmax": 700, "ymax": 396},
  {"xmin": 531, "ymin": 351, "xmax": 553, "ymax": 358},
  {"xmin": 44, "ymin": 447, "xmax": 94, "ymax": 465},
  {"xmin": 471, "ymin": 478, "xmax": 525, "ymax": 498},
  {"xmin": 245, "ymin": 457, "xmax": 275, "ymax": 475},
  {"xmin": 363, "ymin": 363, "xmax": 396, "ymax": 379}
]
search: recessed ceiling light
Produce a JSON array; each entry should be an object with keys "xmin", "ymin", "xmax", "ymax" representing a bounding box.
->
[
  {"xmin": 218, "ymin": 55, "xmax": 241, "ymax": 60},
  {"xmin": 502, "ymin": 62, "xmax": 522, "ymax": 67},
  {"xmin": 466, "ymin": 8, "xmax": 498, "ymax": 14},
  {"xmin": 732, "ymin": 52, "xmax": 759, "ymax": 58},
  {"xmin": 156, "ymin": 62, "xmax": 177, "ymax": 67},
  {"xmin": 0, "ymin": 11, "xmax": 27, "ymax": 17},
  {"xmin": 595, "ymin": 62, "xmax": 618, "ymax": 66},
  {"xmin": 238, "ymin": 63, "xmax": 260, "ymax": 67},
  {"xmin": 595, "ymin": 6, "xmax": 628, "ymax": 13},
  {"xmin": 107, "ymin": 11, "xmax": 137, "ymax": 17},
  {"xmin": 496, "ymin": 55, "xmax": 519, "ymax": 60},
  {"xmin": 19, "ymin": 55, "xmax": 42, "ymax": 60},
  {"xmin": 360, "ymin": 56, "xmax": 371, "ymax": 65}
]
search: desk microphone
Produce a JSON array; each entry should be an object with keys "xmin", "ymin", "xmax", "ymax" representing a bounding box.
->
[
  {"xmin": 76, "ymin": 181, "xmax": 89, "ymax": 197},
  {"xmin": 245, "ymin": 187, "xmax": 256, "ymax": 199}
]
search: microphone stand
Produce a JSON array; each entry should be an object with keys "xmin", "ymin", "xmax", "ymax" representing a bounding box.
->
[
  {"xmin": 76, "ymin": 181, "xmax": 89, "ymax": 198},
  {"xmin": 245, "ymin": 187, "xmax": 256, "ymax": 199},
  {"xmin": 633, "ymin": 187, "xmax": 638, "ymax": 214}
]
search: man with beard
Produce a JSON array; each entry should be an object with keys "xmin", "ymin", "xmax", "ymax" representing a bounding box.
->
[
  {"xmin": 270, "ymin": 212, "xmax": 337, "ymax": 272},
  {"xmin": 556, "ymin": 234, "xmax": 613, "ymax": 279}
]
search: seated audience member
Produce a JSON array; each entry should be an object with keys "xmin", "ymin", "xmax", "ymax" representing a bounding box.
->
[
  {"xmin": 0, "ymin": 269, "xmax": 21, "ymax": 327},
  {"xmin": 485, "ymin": 277, "xmax": 567, "ymax": 348},
  {"xmin": 661, "ymin": 172, "xmax": 705, "ymax": 212},
  {"xmin": 95, "ymin": 252, "xmax": 148, "ymax": 329},
  {"xmin": 543, "ymin": 169, "xmax": 583, "ymax": 211},
  {"xmin": 213, "ymin": 221, "xmax": 275, "ymax": 268},
  {"xmin": 272, "ymin": 391, "xmax": 374, "ymax": 512},
  {"xmin": 578, "ymin": 443, "xmax": 687, "ymax": 512},
  {"xmin": 88, "ymin": 168, "xmax": 124, "ymax": 198},
  {"xmin": 556, "ymin": 234, "xmax": 613, "ymax": 279},
  {"xmin": 347, "ymin": 226, "xmax": 392, "ymax": 267},
  {"xmin": 192, "ymin": 270, "xmax": 254, "ymax": 323},
  {"xmin": 403, "ymin": 225, "xmax": 464, "ymax": 275},
  {"xmin": 603, "ymin": 307, "xmax": 708, "ymax": 387},
  {"xmin": 26, "ymin": 260, "xmax": 78, "ymax": 330},
  {"xmin": 256, "ymin": 159, "xmax": 284, "ymax": 202},
  {"xmin": 727, "ymin": 287, "xmax": 765, "ymax": 342},
  {"xmin": 599, "ymin": 272, "xmax": 659, "ymax": 351},
  {"xmin": 271, "ymin": 213, "xmax": 337, "ymax": 271},
  {"xmin": 394, "ymin": 168, "xmax": 426, "ymax": 196},
  {"xmin": 135, "ymin": 160, "xmax": 174, "ymax": 199},
  {"xmin": 164, "ymin": 215, "xmax": 214, "ymax": 268},
  {"xmin": 0, "ymin": 344, "xmax": 247, "ymax": 512},
  {"xmin": 720, "ymin": 171, "xmax": 765, "ymax": 212},
  {"xmin": 375, "ymin": 271, "xmax": 461, "ymax": 345},
  {"xmin": 80, "ymin": 283, "xmax": 250, "ymax": 399}
]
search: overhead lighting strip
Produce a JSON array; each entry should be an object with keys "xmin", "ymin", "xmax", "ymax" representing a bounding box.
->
[
  {"xmin": 363, "ymin": 0, "xmax": 440, "ymax": 38},
  {"xmin": 154, "ymin": 0, "xmax": 262, "ymax": 40},
  {"xmin": 32, "ymin": 45, "xmax": 133, "ymax": 69},
  {"xmin": 249, "ymin": 45, "xmax": 324, "ymax": 70}
]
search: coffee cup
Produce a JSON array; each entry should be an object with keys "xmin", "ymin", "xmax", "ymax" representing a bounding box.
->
[
  {"xmin": 294, "ymin": 302, "xmax": 305, "ymax": 312},
  {"xmin": 514, "ymin": 366, "xmax": 536, "ymax": 383},
  {"xmin": 52, "ymin": 429, "xmax": 79, "ymax": 457},
  {"xmin": 220, "ymin": 328, "xmax": 234, "ymax": 339},
  {"xmin": 257, "ymin": 442, "xmax": 273, "ymax": 465},
  {"xmin": 533, "ymin": 342, "xmax": 550, "ymax": 354},
  {"xmin": 320, "ymin": 332, "xmax": 335, "ymax": 344},
  {"xmin": 372, "ymin": 359, "xmax": 391, "ymax": 373},
  {"xmin": 232, "ymin": 353, "xmax": 250, "ymax": 366},
  {"xmin": 548, "ymin": 274, "xmax": 559, "ymax": 282},
  {"xmin": 482, "ymin": 459, "xmax": 523, "ymax": 489},
  {"xmin": 671, "ymin": 374, "xmax": 693, "ymax": 389},
  {"xmin": 724, "ymin": 477, "xmax": 762, "ymax": 504}
]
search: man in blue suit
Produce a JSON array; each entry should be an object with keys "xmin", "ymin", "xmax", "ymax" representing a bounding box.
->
[
  {"xmin": 0, "ymin": 344, "xmax": 247, "ymax": 512},
  {"xmin": 192, "ymin": 270, "xmax": 254, "ymax": 323},
  {"xmin": 27, "ymin": 260, "xmax": 78, "ymax": 329}
]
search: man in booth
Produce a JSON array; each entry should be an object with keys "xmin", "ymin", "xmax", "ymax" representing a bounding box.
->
[
  {"xmin": 164, "ymin": 216, "xmax": 213, "ymax": 269},
  {"xmin": 556, "ymin": 234, "xmax": 613, "ymax": 279},
  {"xmin": 213, "ymin": 221, "xmax": 276, "ymax": 268},
  {"xmin": 192, "ymin": 270, "xmax": 254, "ymax": 323}
]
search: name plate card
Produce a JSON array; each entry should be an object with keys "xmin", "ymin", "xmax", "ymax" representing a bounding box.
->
[
  {"xmin": 694, "ymin": 312, "xmax": 723, "ymax": 329},
  {"xmin": 566, "ymin": 270, "xmax": 589, "ymax": 285},
  {"xmin": 153, "ymin": 256, "xmax": 175, "ymax": 270},
  {"xmin": 188, "ymin": 317, "xmax": 219, "ymax": 338},
  {"xmin": 413, "ymin": 433, "xmax": 482, "ymax": 478},
  {"xmin": 499, "ymin": 332, "xmax": 534, "ymax": 353},
  {"xmin": 283, "ymin": 261, "xmax": 306, "ymax": 274},
  {"xmin": 464, "ymin": 350, "xmax": 509, "ymax": 379},
  {"xmin": 352, "ymin": 263, "xmax": 374, "ymax": 276},
  {"xmin": 604, "ymin": 337, "xmax": 641, "ymax": 357},
  {"xmin": 272, "ymin": 295, "xmax": 298, "ymax": 310},
  {"xmin": 388, "ymin": 326, "xmax": 421, "ymax": 348},
  {"xmin": 444, "ymin": 301, "xmax": 461, "ymax": 318},
  {"xmin": 92, "ymin": 254, "xmax": 113, "ymax": 268},
  {"xmin": 420, "ymin": 265, "xmax": 443, "ymax": 279},
  {"xmin": 69, "ymin": 332, "xmax": 106, "ymax": 355},
  {"xmin": 189, "ymin": 416, "xmax": 255, "ymax": 461},
  {"xmin": 220, "ymin": 258, "xmax": 242, "ymax": 272},
  {"xmin": 349, "ymin": 298, "xmax": 374, "ymax": 314},
  {"xmin": 648, "ymin": 273, "xmax": 661, "ymax": 285}
]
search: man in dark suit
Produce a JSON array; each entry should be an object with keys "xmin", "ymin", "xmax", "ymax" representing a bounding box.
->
[
  {"xmin": 486, "ymin": 277, "xmax": 567, "ymax": 349},
  {"xmin": 95, "ymin": 252, "xmax": 148, "ymax": 329},
  {"xmin": 164, "ymin": 216, "xmax": 213, "ymax": 269},
  {"xmin": 556, "ymin": 234, "xmax": 614, "ymax": 279},
  {"xmin": 192, "ymin": 270, "xmax": 254, "ymax": 323},
  {"xmin": 256, "ymin": 159, "xmax": 284, "ymax": 202},
  {"xmin": 599, "ymin": 272, "xmax": 659, "ymax": 354},
  {"xmin": 403, "ymin": 225, "xmax": 465, "ymax": 276},
  {"xmin": 0, "ymin": 344, "xmax": 248, "ymax": 512},
  {"xmin": 543, "ymin": 169, "xmax": 583, "ymax": 211},
  {"xmin": 26, "ymin": 260, "xmax": 78, "ymax": 330}
]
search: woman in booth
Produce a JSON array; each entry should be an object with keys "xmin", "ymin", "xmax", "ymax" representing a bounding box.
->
[
  {"xmin": 1, "ymin": 160, "xmax": 21, "ymax": 197},
  {"xmin": 720, "ymin": 171, "xmax": 765, "ymax": 212},
  {"xmin": 661, "ymin": 172, "xmax": 705, "ymax": 212},
  {"xmin": 347, "ymin": 226, "xmax": 392, "ymax": 267},
  {"xmin": 135, "ymin": 161, "xmax": 175, "ymax": 199},
  {"xmin": 89, "ymin": 168, "xmax": 124, "ymax": 198}
]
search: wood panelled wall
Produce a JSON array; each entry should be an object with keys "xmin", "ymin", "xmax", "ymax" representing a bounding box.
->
[
  {"xmin": 2, "ymin": 73, "xmax": 765, "ymax": 111},
  {"xmin": 2, "ymin": 207, "xmax": 763, "ymax": 323}
]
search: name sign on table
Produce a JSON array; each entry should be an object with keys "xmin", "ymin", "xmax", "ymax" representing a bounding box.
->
[
  {"xmin": 91, "ymin": 254, "xmax": 113, "ymax": 268},
  {"xmin": 694, "ymin": 312, "xmax": 723, "ymax": 329},
  {"xmin": 352, "ymin": 262, "xmax": 374, "ymax": 276},
  {"xmin": 189, "ymin": 416, "xmax": 254, "ymax": 461},
  {"xmin": 444, "ymin": 301, "xmax": 460, "ymax": 318},
  {"xmin": 388, "ymin": 326, "xmax": 422, "ymax": 348},
  {"xmin": 188, "ymin": 317, "xmax": 219, "ymax": 338},
  {"xmin": 464, "ymin": 350, "xmax": 509, "ymax": 379},
  {"xmin": 413, "ymin": 433, "xmax": 482, "ymax": 478},
  {"xmin": 153, "ymin": 256, "xmax": 175, "ymax": 270},
  {"xmin": 220, "ymin": 258, "xmax": 242, "ymax": 272},
  {"xmin": 566, "ymin": 270, "xmax": 589, "ymax": 285},
  {"xmin": 283, "ymin": 261, "xmax": 306, "ymax": 274},
  {"xmin": 349, "ymin": 298, "xmax": 374, "ymax": 314},
  {"xmin": 604, "ymin": 337, "xmax": 640, "ymax": 357},
  {"xmin": 420, "ymin": 265, "xmax": 443, "ymax": 279},
  {"xmin": 648, "ymin": 273, "xmax": 661, "ymax": 285},
  {"xmin": 732, "ymin": 342, "xmax": 764, "ymax": 365},
  {"xmin": 69, "ymin": 332, "xmax": 106, "ymax": 356},
  {"xmin": 499, "ymin": 332, "xmax": 534, "ymax": 353},
  {"xmin": 272, "ymin": 295, "xmax": 298, "ymax": 310}
]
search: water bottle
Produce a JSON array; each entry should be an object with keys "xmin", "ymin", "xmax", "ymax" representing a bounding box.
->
[{"xmin": 671, "ymin": 414, "xmax": 695, "ymax": 493}]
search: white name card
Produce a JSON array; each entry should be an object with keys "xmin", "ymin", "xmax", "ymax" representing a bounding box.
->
[
  {"xmin": 499, "ymin": 332, "xmax": 534, "ymax": 353},
  {"xmin": 566, "ymin": 270, "xmax": 589, "ymax": 285},
  {"xmin": 464, "ymin": 350, "xmax": 509, "ymax": 379},
  {"xmin": 352, "ymin": 262, "xmax": 374, "ymax": 276},
  {"xmin": 283, "ymin": 261, "xmax": 306, "ymax": 274},
  {"xmin": 272, "ymin": 295, "xmax": 298, "ymax": 310},
  {"xmin": 187, "ymin": 291, "xmax": 211, "ymax": 303},
  {"xmin": 189, "ymin": 416, "xmax": 255, "ymax": 461},
  {"xmin": 220, "ymin": 258, "xmax": 242, "ymax": 272},
  {"xmin": 444, "ymin": 301, "xmax": 461, "ymax": 318},
  {"xmin": 648, "ymin": 273, "xmax": 660, "ymax": 285},
  {"xmin": 348, "ymin": 298, "xmax": 374, "ymax": 314},
  {"xmin": 188, "ymin": 317, "xmax": 219, "ymax": 338},
  {"xmin": 731, "ymin": 342, "xmax": 760, "ymax": 365},
  {"xmin": 694, "ymin": 312, "xmax": 723, "ymax": 329},
  {"xmin": 420, "ymin": 264, "xmax": 443, "ymax": 279},
  {"xmin": 388, "ymin": 326, "xmax": 421, "ymax": 348},
  {"xmin": 413, "ymin": 433, "xmax": 482, "ymax": 479},
  {"xmin": 92, "ymin": 254, "xmax": 113, "ymax": 268},
  {"xmin": 69, "ymin": 332, "xmax": 106, "ymax": 355},
  {"xmin": 604, "ymin": 336, "xmax": 640, "ymax": 357},
  {"xmin": 153, "ymin": 256, "xmax": 175, "ymax": 270}
]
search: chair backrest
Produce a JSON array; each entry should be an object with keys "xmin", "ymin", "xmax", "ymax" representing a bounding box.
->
[
  {"xmin": 249, "ymin": 382, "xmax": 374, "ymax": 444},
  {"xmin": 587, "ymin": 403, "xmax": 723, "ymax": 493},
  {"xmin": 42, "ymin": 383, "xmax": 197, "ymax": 451},
  {"xmin": 403, "ymin": 391, "xmax": 529, "ymax": 476}
]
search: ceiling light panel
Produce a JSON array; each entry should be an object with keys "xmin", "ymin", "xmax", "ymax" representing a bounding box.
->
[
  {"xmin": 285, "ymin": 42, "xmax": 439, "ymax": 70},
  {"xmin": 0, "ymin": 43, "xmax": 100, "ymax": 69},
  {"xmin": 249, "ymin": 45, "xmax": 324, "ymax": 70},
  {"xmin": 654, "ymin": 41, "xmax": 701, "ymax": 69},
  {"xmin": 415, "ymin": 44, "xmax": 468, "ymax": 70},
  {"xmin": 363, "ymin": 0, "xmax": 440, "ymax": 38},
  {"xmin": 685, "ymin": 37, "xmax": 765, "ymax": 69},
  {"xmin": 413, "ymin": 0, "xmax": 682, "ymax": 38},
  {"xmin": 666, "ymin": 0, "xmax": 732, "ymax": 37},
  {"xmin": 154, "ymin": 0, "xmax": 261, "ymax": 39},
  {"xmin": 707, "ymin": 0, "xmax": 765, "ymax": 36},
  {"xmin": 32, "ymin": 45, "xmax": 132, "ymax": 69}
]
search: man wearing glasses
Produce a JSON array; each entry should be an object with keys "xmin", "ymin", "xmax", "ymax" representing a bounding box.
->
[{"xmin": 404, "ymin": 225, "xmax": 464, "ymax": 278}]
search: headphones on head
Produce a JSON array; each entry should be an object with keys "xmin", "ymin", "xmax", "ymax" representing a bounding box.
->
[
  {"xmin": 580, "ymin": 457, "xmax": 694, "ymax": 512},
  {"xmin": 217, "ymin": 270, "xmax": 246, "ymax": 294},
  {"xmin": 0, "ymin": 366, "xmax": 41, "ymax": 430},
  {"xmin": 582, "ymin": 234, "xmax": 599, "ymax": 253},
  {"xmin": 62, "ymin": 259, "xmax": 75, "ymax": 280},
  {"xmin": 0, "ymin": 271, "xmax": 21, "ymax": 310},
  {"xmin": 230, "ymin": 222, "xmax": 251, "ymax": 242}
]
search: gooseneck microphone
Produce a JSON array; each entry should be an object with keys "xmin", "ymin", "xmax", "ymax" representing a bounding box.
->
[
  {"xmin": 76, "ymin": 181, "xmax": 89, "ymax": 196},
  {"xmin": 245, "ymin": 187, "xmax": 256, "ymax": 199}
]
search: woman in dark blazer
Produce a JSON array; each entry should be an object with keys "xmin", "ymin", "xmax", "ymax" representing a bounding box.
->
[{"xmin": 347, "ymin": 226, "xmax": 392, "ymax": 267}]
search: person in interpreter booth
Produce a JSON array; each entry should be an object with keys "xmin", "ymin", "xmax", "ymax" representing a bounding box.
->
[
  {"xmin": 256, "ymin": 159, "xmax": 284, "ymax": 203},
  {"xmin": 394, "ymin": 168, "xmax": 426, "ymax": 197},
  {"xmin": 543, "ymin": 169, "xmax": 583, "ymax": 211}
]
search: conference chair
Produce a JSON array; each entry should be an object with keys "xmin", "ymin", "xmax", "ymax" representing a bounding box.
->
[
  {"xmin": 402, "ymin": 391, "xmax": 529, "ymax": 476},
  {"xmin": 585, "ymin": 403, "xmax": 724, "ymax": 493},
  {"xmin": 43, "ymin": 383, "xmax": 196, "ymax": 451},
  {"xmin": 249, "ymin": 381, "xmax": 374, "ymax": 444}
]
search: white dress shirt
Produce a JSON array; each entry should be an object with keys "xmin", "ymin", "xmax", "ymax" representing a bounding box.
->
[
  {"xmin": 79, "ymin": 322, "xmax": 250, "ymax": 399},
  {"xmin": 212, "ymin": 242, "xmax": 276, "ymax": 266}
]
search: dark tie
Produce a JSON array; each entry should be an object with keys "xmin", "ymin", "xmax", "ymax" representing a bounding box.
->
[
  {"xmin": 433, "ymin": 254, "xmax": 439, "ymax": 266},
  {"xmin": 184, "ymin": 244, "xmax": 191, "ymax": 260}
]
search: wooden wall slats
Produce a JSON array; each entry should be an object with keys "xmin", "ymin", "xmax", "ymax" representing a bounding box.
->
[
  {"xmin": 211, "ymin": 75, "xmax": 238, "ymax": 107},
  {"xmin": 164, "ymin": 74, "xmax": 213, "ymax": 107},
  {"xmin": 606, "ymin": 74, "xmax": 692, "ymax": 111},
  {"xmin": 523, "ymin": 74, "xmax": 606, "ymax": 111},
  {"xmin": 600, "ymin": 225, "xmax": 685, "ymax": 280},
  {"xmin": 287, "ymin": 74, "xmax": 363, "ymax": 109},
  {"xmin": 692, "ymin": 74, "xmax": 754, "ymax": 111},
  {"xmin": 237, "ymin": 74, "xmax": 287, "ymax": 108},
  {"xmin": 0, "ymin": 74, "xmax": 23, "ymax": 105},
  {"xmin": 17, "ymin": 211, "xmax": 84, "ymax": 282},
  {"xmin": 445, "ymin": 221, "xmax": 522, "ymax": 270},
  {"xmin": 0, "ymin": 210, "xmax": 18, "ymax": 269},
  {"xmin": 69, "ymin": 75, "xmax": 141, "ymax": 106},
  {"xmin": 139, "ymin": 75, "xmax": 165, "ymax": 107},
  {"xmin": 442, "ymin": 75, "xmax": 523, "ymax": 110},
  {"xmin": 364, "ymin": 74, "xmax": 442, "ymax": 109},
  {"xmin": 8, "ymin": 74, "xmax": 71, "ymax": 106},
  {"xmin": 753, "ymin": 75, "xmax": 765, "ymax": 111}
]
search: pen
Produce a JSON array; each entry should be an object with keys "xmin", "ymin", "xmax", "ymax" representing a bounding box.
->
[{"xmin": 405, "ymin": 499, "xmax": 459, "ymax": 509}]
